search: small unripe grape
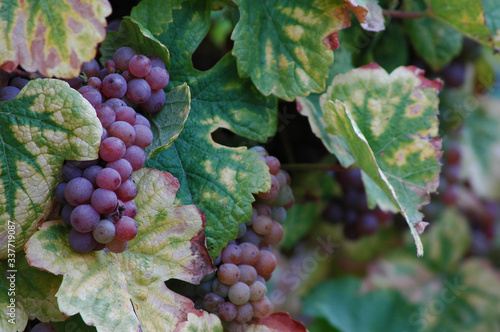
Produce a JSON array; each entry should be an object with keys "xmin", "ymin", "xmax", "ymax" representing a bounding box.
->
[{"xmin": 228, "ymin": 282, "xmax": 251, "ymax": 306}]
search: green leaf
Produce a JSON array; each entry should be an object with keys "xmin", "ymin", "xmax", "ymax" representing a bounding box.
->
[
  {"xmin": 302, "ymin": 277, "xmax": 422, "ymax": 332},
  {"xmin": 0, "ymin": 79, "xmax": 102, "ymax": 258},
  {"xmin": 369, "ymin": 23, "xmax": 409, "ymax": 72},
  {"xmin": 0, "ymin": 0, "xmax": 111, "ymax": 78},
  {"xmin": 130, "ymin": 0, "xmax": 184, "ymax": 35},
  {"xmin": 297, "ymin": 36, "xmax": 355, "ymax": 167},
  {"xmin": 100, "ymin": 17, "xmax": 191, "ymax": 159},
  {"xmin": 322, "ymin": 65, "xmax": 443, "ymax": 256},
  {"xmin": 231, "ymin": 0, "xmax": 351, "ymax": 101},
  {"xmin": 282, "ymin": 203, "xmax": 322, "ymax": 250},
  {"xmin": 404, "ymin": 0, "xmax": 463, "ymax": 71},
  {"xmin": 345, "ymin": 0, "xmax": 385, "ymax": 32},
  {"xmin": 426, "ymin": 0, "xmax": 499, "ymax": 49},
  {"xmin": 461, "ymin": 105, "xmax": 500, "ymax": 199},
  {"xmin": 0, "ymin": 252, "xmax": 64, "ymax": 330},
  {"xmin": 25, "ymin": 168, "xmax": 220, "ymax": 331},
  {"xmin": 482, "ymin": 0, "xmax": 500, "ymax": 38},
  {"xmin": 52, "ymin": 314, "xmax": 97, "ymax": 332},
  {"xmin": 143, "ymin": 0, "xmax": 277, "ymax": 258}
]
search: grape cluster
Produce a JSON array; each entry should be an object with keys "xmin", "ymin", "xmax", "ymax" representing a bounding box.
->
[
  {"xmin": 194, "ymin": 147, "xmax": 294, "ymax": 331},
  {"xmin": 322, "ymin": 169, "xmax": 394, "ymax": 239},
  {"xmin": 53, "ymin": 47, "xmax": 161, "ymax": 253},
  {"xmin": 78, "ymin": 46, "xmax": 170, "ymax": 113}
]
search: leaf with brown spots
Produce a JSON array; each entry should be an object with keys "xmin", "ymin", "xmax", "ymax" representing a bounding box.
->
[
  {"xmin": 0, "ymin": 0, "xmax": 111, "ymax": 78},
  {"xmin": 321, "ymin": 65, "xmax": 443, "ymax": 256},
  {"xmin": 344, "ymin": 0, "xmax": 385, "ymax": 32},
  {"xmin": 25, "ymin": 168, "xmax": 220, "ymax": 331},
  {"xmin": 0, "ymin": 79, "xmax": 102, "ymax": 259}
]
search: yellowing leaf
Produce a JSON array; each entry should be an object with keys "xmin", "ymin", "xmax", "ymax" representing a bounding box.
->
[
  {"xmin": 0, "ymin": 0, "xmax": 111, "ymax": 78},
  {"xmin": 322, "ymin": 65, "xmax": 443, "ymax": 256},
  {"xmin": 25, "ymin": 168, "xmax": 219, "ymax": 332},
  {"xmin": 0, "ymin": 79, "xmax": 102, "ymax": 258}
]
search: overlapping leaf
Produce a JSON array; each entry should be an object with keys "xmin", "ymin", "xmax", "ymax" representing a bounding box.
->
[
  {"xmin": 231, "ymin": 0, "xmax": 351, "ymax": 101},
  {"xmin": 404, "ymin": 0, "xmax": 462, "ymax": 71},
  {"xmin": 100, "ymin": 17, "xmax": 191, "ymax": 159},
  {"xmin": 134, "ymin": 0, "xmax": 277, "ymax": 258},
  {"xmin": 25, "ymin": 169, "xmax": 220, "ymax": 332},
  {"xmin": 130, "ymin": 0, "xmax": 184, "ymax": 35},
  {"xmin": 0, "ymin": 79, "xmax": 102, "ymax": 258},
  {"xmin": 0, "ymin": 252, "xmax": 64, "ymax": 331},
  {"xmin": 344, "ymin": 0, "xmax": 385, "ymax": 32},
  {"xmin": 0, "ymin": 0, "xmax": 111, "ymax": 78},
  {"xmin": 246, "ymin": 312, "xmax": 308, "ymax": 332}
]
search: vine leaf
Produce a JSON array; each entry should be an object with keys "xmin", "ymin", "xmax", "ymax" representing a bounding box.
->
[
  {"xmin": 246, "ymin": 312, "xmax": 308, "ymax": 331},
  {"xmin": 321, "ymin": 65, "xmax": 443, "ymax": 256},
  {"xmin": 25, "ymin": 168, "xmax": 220, "ymax": 332},
  {"xmin": 100, "ymin": 17, "xmax": 190, "ymax": 159},
  {"xmin": 0, "ymin": 0, "xmax": 111, "ymax": 78},
  {"xmin": 174, "ymin": 311, "xmax": 223, "ymax": 332},
  {"xmin": 137, "ymin": 0, "xmax": 277, "ymax": 258},
  {"xmin": 0, "ymin": 252, "xmax": 64, "ymax": 331},
  {"xmin": 426, "ymin": 0, "xmax": 500, "ymax": 49},
  {"xmin": 130, "ymin": 0, "xmax": 184, "ymax": 35},
  {"xmin": 302, "ymin": 277, "xmax": 422, "ymax": 331},
  {"xmin": 231, "ymin": 0, "xmax": 351, "ymax": 101},
  {"xmin": 404, "ymin": 0, "xmax": 462, "ymax": 71},
  {"xmin": 0, "ymin": 79, "xmax": 102, "ymax": 259},
  {"xmin": 345, "ymin": 0, "xmax": 385, "ymax": 32}
]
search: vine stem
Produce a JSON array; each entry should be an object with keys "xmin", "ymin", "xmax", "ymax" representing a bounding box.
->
[
  {"xmin": 281, "ymin": 163, "xmax": 355, "ymax": 172},
  {"xmin": 382, "ymin": 10, "xmax": 427, "ymax": 19}
]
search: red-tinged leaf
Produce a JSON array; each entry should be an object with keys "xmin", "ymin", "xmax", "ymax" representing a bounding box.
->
[
  {"xmin": 246, "ymin": 312, "xmax": 308, "ymax": 332},
  {"xmin": 345, "ymin": 0, "xmax": 385, "ymax": 32}
]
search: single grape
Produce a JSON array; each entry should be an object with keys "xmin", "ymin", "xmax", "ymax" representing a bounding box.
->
[
  {"xmin": 65, "ymin": 177, "xmax": 93, "ymax": 206},
  {"xmin": 62, "ymin": 163, "xmax": 83, "ymax": 182},
  {"xmin": 82, "ymin": 165, "xmax": 103, "ymax": 188},
  {"xmin": 31, "ymin": 322, "xmax": 57, "ymax": 332},
  {"xmin": 105, "ymin": 59, "xmax": 116, "ymax": 72},
  {"xmin": 96, "ymin": 167, "xmax": 122, "ymax": 191},
  {"xmin": 114, "ymin": 46, "xmax": 137, "ymax": 71},
  {"xmin": 358, "ymin": 213, "xmax": 379, "ymax": 235},
  {"xmin": 212, "ymin": 278, "xmax": 230, "ymax": 298},
  {"xmin": 127, "ymin": 78, "xmax": 151, "ymax": 104},
  {"xmin": 263, "ymin": 221, "xmax": 284, "ymax": 245},
  {"xmin": 249, "ymin": 281, "xmax": 266, "ymax": 301},
  {"xmin": 217, "ymin": 263, "xmax": 240, "ymax": 285},
  {"xmin": 87, "ymin": 76, "xmax": 102, "ymax": 89},
  {"xmin": 139, "ymin": 89, "xmax": 165, "ymax": 113},
  {"xmin": 145, "ymin": 67, "xmax": 169, "ymax": 89},
  {"xmin": 218, "ymin": 302, "xmax": 237, "ymax": 321},
  {"xmin": 235, "ymin": 302, "xmax": 253, "ymax": 324},
  {"xmin": 70, "ymin": 204, "xmax": 100, "ymax": 232},
  {"xmin": 108, "ymin": 121, "xmax": 137, "ymax": 147},
  {"xmin": 114, "ymin": 215, "xmax": 138, "ymax": 241},
  {"xmin": 221, "ymin": 244, "xmax": 243, "ymax": 265},
  {"xmin": 147, "ymin": 54, "xmax": 166, "ymax": 69},
  {"xmin": 106, "ymin": 158, "xmax": 133, "ymax": 182},
  {"xmin": 129, "ymin": 54, "xmax": 152, "ymax": 77},
  {"xmin": 275, "ymin": 185, "xmax": 293, "ymax": 206},
  {"xmin": 122, "ymin": 200, "xmax": 138, "ymax": 218},
  {"xmin": 105, "ymin": 98, "xmax": 127, "ymax": 110},
  {"xmin": 115, "ymin": 106, "xmax": 137, "ymax": 125},
  {"xmin": 254, "ymin": 250, "xmax": 277, "ymax": 275},
  {"xmin": 101, "ymin": 128, "xmax": 108, "ymax": 141},
  {"xmin": 61, "ymin": 204, "xmax": 74, "ymax": 225},
  {"xmin": 239, "ymin": 242, "xmax": 260, "ymax": 266},
  {"xmin": 10, "ymin": 77, "xmax": 29, "ymax": 90},
  {"xmin": 78, "ymin": 85, "xmax": 102, "ymax": 106},
  {"xmin": 102, "ymin": 73, "xmax": 128, "ymax": 99},
  {"xmin": 123, "ymin": 145, "xmax": 146, "ymax": 171},
  {"xmin": 254, "ymin": 203, "xmax": 271, "ymax": 217},
  {"xmin": 94, "ymin": 242, "xmax": 106, "ymax": 251},
  {"xmin": 240, "ymin": 230, "xmax": 264, "ymax": 248},
  {"xmin": 99, "ymin": 137, "xmax": 127, "ymax": 162},
  {"xmin": 55, "ymin": 182, "xmax": 68, "ymax": 204},
  {"xmin": 106, "ymin": 237, "xmax": 129, "ymax": 253},
  {"xmin": 135, "ymin": 114, "xmax": 151, "ymax": 128},
  {"xmin": 265, "ymin": 156, "xmax": 280, "ymax": 175},
  {"xmin": 133, "ymin": 125, "xmax": 153, "ymax": 148},
  {"xmin": 228, "ymin": 282, "xmax": 251, "ymax": 306},
  {"xmin": 275, "ymin": 170, "xmax": 287, "ymax": 188},
  {"xmin": 252, "ymin": 215, "xmax": 273, "ymax": 236},
  {"xmin": 91, "ymin": 188, "xmax": 118, "ymax": 214},
  {"xmin": 98, "ymin": 68, "xmax": 109, "ymax": 81},
  {"xmin": 92, "ymin": 219, "xmax": 116, "ymax": 243},
  {"xmin": 251, "ymin": 296, "xmax": 271, "ymax": 318},
  {"xmin": 69, "ymin": 228, "xmax": 97, "ymax": 253},
  {"xmin": 238, "ymin": 264, "xmax": 257, "ymax": 285},
  {"xmin": 81, "ymin": 59, "xmax": 100, "ymax": 78},
  {"xmin": 95, "ymin": 103, "xmax": 116, "ymax": 128},
  {"xmin": 203, "ymin": 292, "xmax": 224, "ymax": 312},
  {"xmin": 122, "ymin": 70, "xmax": 134, "ymax": 82},
  {"xmin": 271, "ymin": 206, "xmax": 286, "ymax": 224},
  {"xmin": 257, "ymin": 174, "xmax": 279, "ymax": 200},
  {"xmin": 0, "ymin": 88, "xmax": 20, "ymax": 101},
  {"xmin": 115, "ymin": 179, "xmax": 138, "ymax": 201}
]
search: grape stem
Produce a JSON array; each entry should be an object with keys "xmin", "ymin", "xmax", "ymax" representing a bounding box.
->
[
  {"xmin": 281, "ymin": 163, "xmax": 356, "ymax": 172},
  {"xmin": 382, "ymin": 10, "xmax": 427, "ymax": 19}
]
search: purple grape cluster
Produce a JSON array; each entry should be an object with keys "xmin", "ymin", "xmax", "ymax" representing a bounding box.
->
[
  {"xmin": 78, "ymin": 46, "xmax": 170, "ymax": 113},
  {"xmin": 322, "ymin": 169, "xmax": 394, "ymax": 239},
  {"xmin": 195, "ymin": 147, "xmax": 294, "ymax": 331}
]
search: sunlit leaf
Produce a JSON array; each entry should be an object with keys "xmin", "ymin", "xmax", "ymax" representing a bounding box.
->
[{"xmin": 345, "ymin": 0, "xmax": 385, "ymax": 32}]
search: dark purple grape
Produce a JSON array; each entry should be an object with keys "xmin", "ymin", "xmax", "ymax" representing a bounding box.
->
[
  {"xmin": 139, "ymin": 89, "xmax": 165, "ymax": 113},
  {"xmin": 69, "ymin": 228, "xmax": 97, "ymax": 253}
]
